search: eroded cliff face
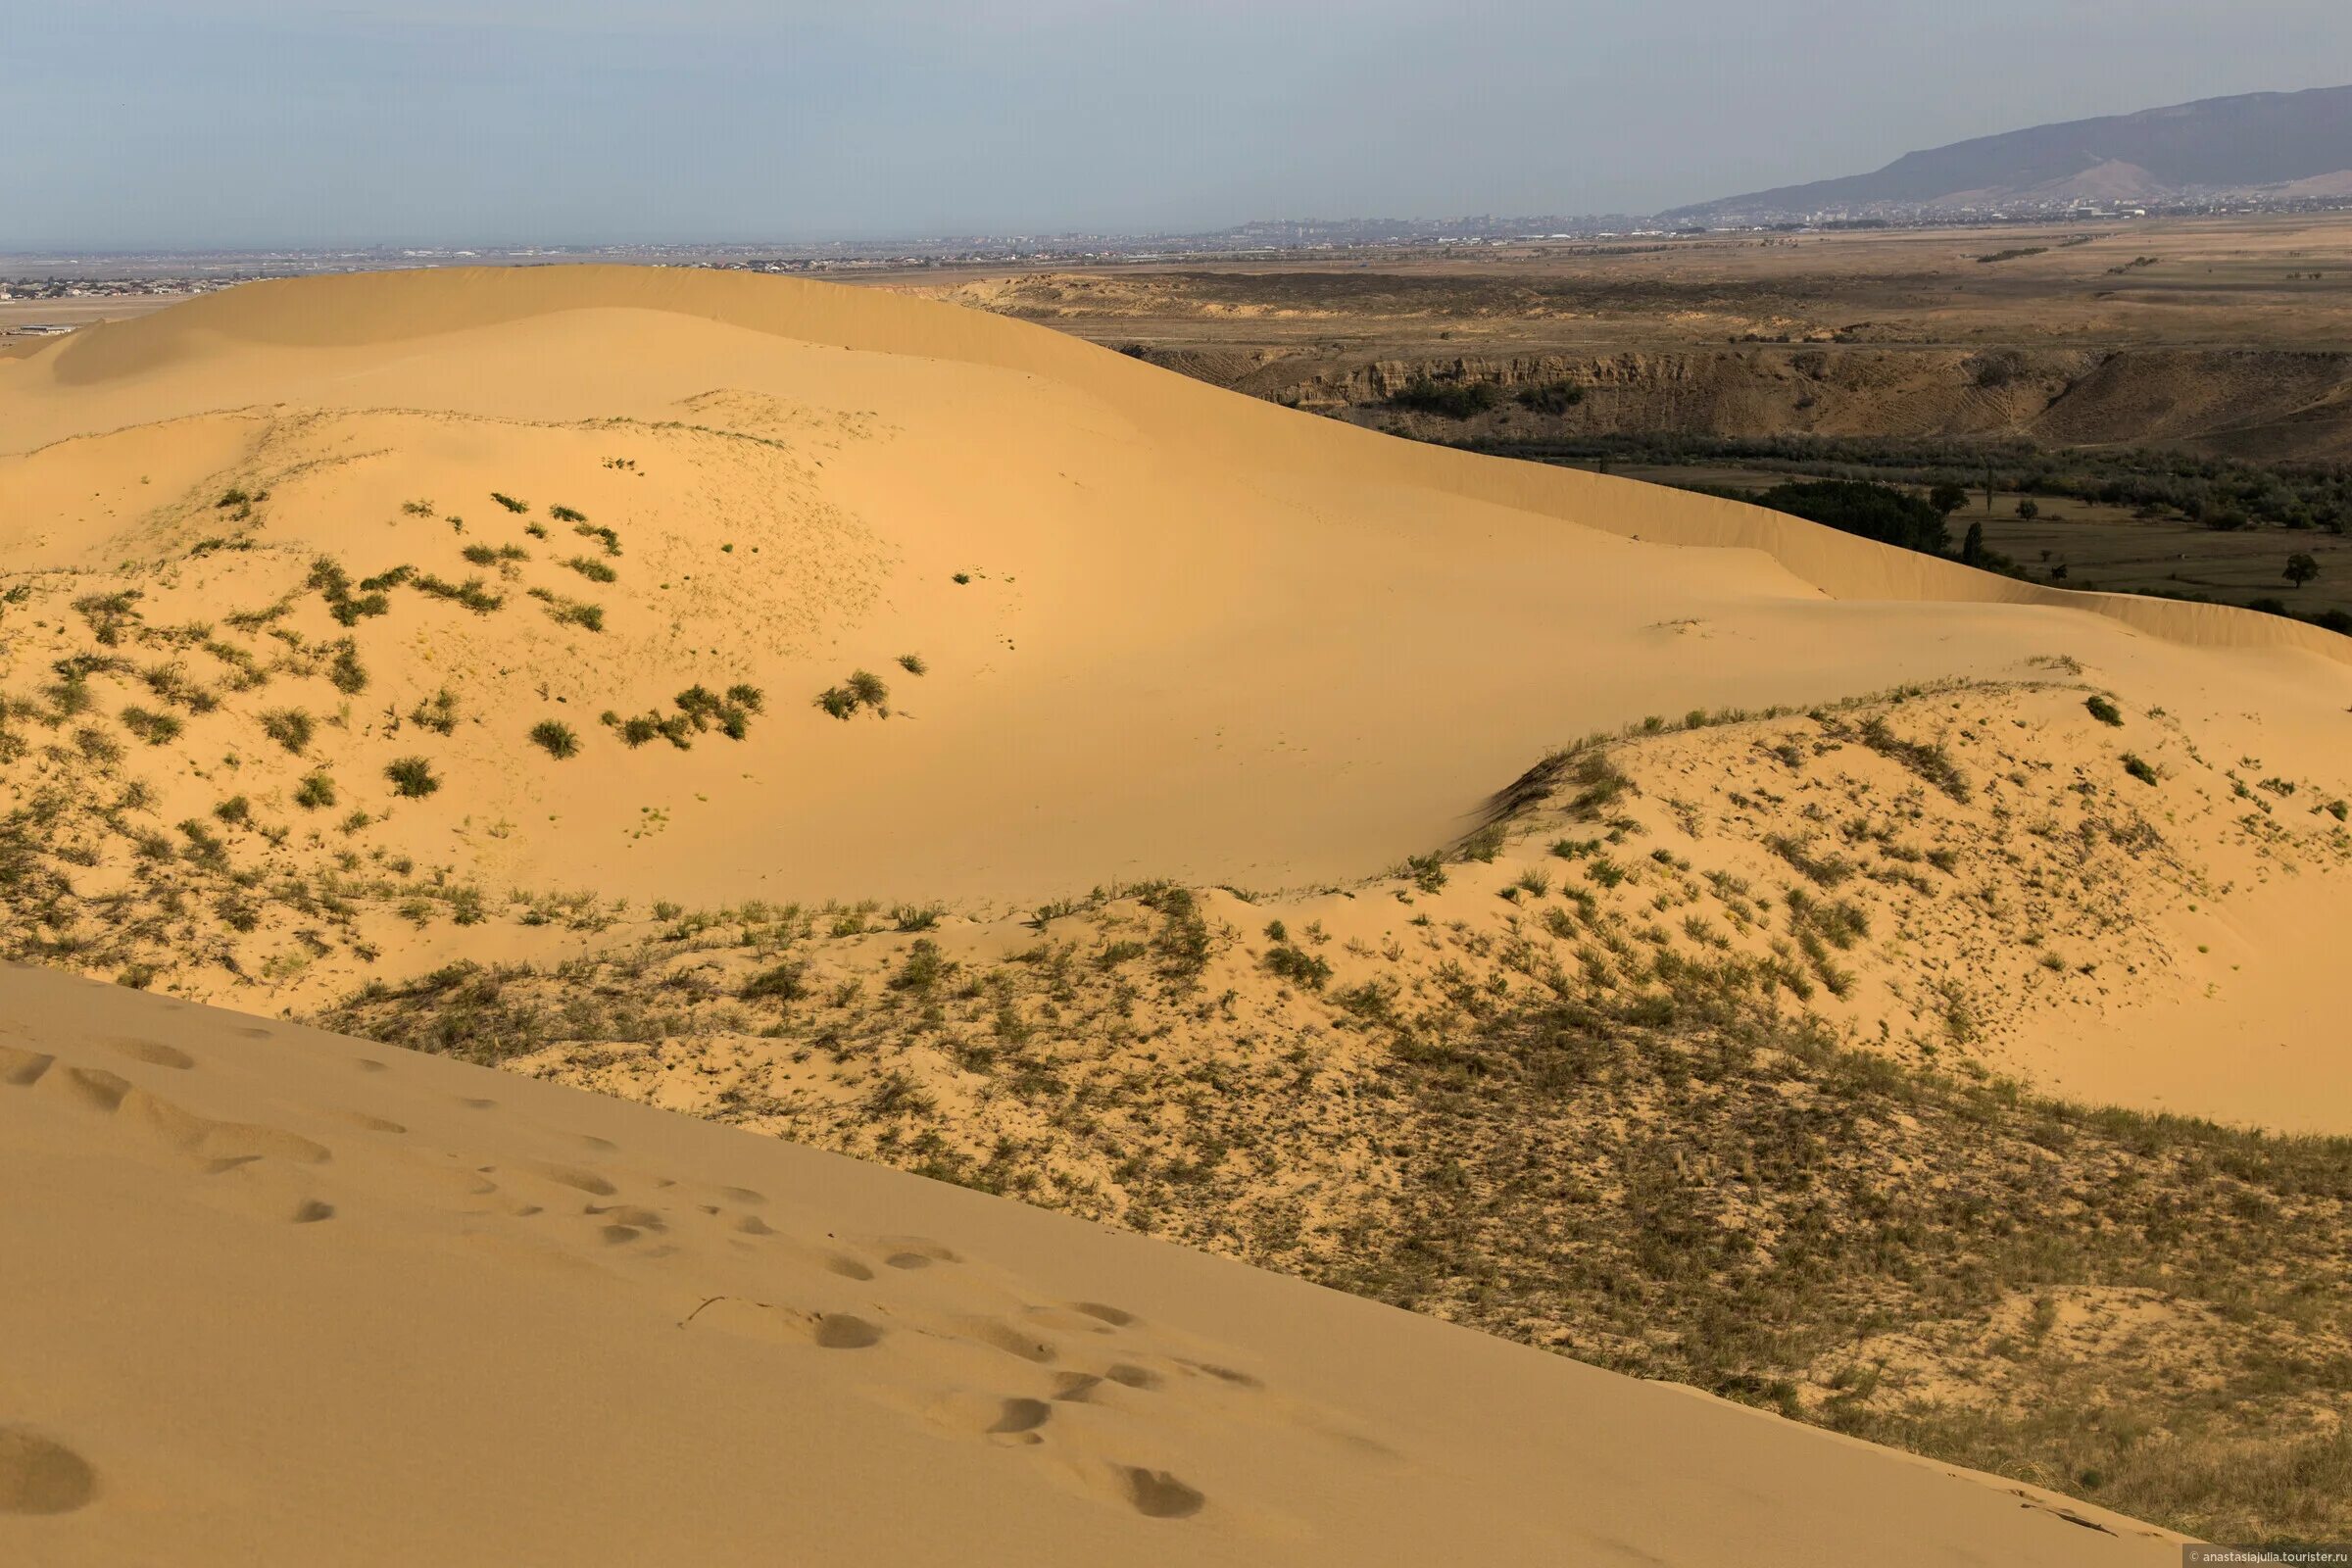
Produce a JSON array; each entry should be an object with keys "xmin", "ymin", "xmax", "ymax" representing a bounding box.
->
[{"xmin": 1146, "ymin": 345, "xmax": 2352, "ymax": 458}]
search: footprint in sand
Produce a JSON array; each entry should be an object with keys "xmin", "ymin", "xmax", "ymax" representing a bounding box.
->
[
  {"xmin": 51, "ymin": 1066, "xmax": 132, "ymax": 1113},
  {"xmin": 681, "ymin": 1298, "xmax": 884, "ymax": 1349},
  {"xmin": 519, "ymin": 1161, "xmax": 617, "ymax": 1197},
  {"xmin": 0, "ymin": 1044, "xmax": 53, "ymax": 1086},
  {"xmin": 0, "ymin": 1428, "xmax": 97, "ymax": 1515},
  {"xmin": 104, "ymin": 1038, "xmax": 195, "ymax": 1070},
  {"xmin": 1120, "ymin": 1466, "xmax": 1206, "ymax": 1520}
]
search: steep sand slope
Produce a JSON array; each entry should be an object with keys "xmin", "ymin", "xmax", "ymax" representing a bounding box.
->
[{"xmin": 0, "ymin": 958, "xmax": 2179, "ymax": 1564}]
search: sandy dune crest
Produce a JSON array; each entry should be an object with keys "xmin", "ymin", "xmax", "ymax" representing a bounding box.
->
[{"xmin": 0, "ymin": 959, "xmax": 2179, "ymax": 1564}]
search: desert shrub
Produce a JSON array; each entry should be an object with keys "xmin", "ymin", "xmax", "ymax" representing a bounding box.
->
[
  {"xmin": 892, "ymin": 904, "xmax": 942, "ymax": 931},
  {"xmin": 1457, "ymin": 823, "xmax": 1506, "ymax": 862},
  {"xmin": 213, "ymin": 795, "xmax": 252, "ymax": 827},
  {"xmin": 1765, "ymin": 833, "xmax": 1853, "ymax": 887},
  {"xmin": 890, "ymin": 938, "xmax": 954, "ymax": 996},
  {"xmin": 619, "ymin": 715, "xmax": 661, "ymax": 748},
  {"xmin": 73, "ymin": 591, "xmax": 144, "ymax": 646},
  {"xmin": 1265, "ymin": 944, "xmax": 1333, "ymax": 989},
  {"xmin": 408, "ymin": 689, "xmax": 461, "ymax": 735},
  {"xmin": 386, "ymin": 757, "xmax": 440, "ymax": 798},
  {"xmin": 741, "ymin": 960, "xmax": 808, "ymax": 1001},
  {"xmin": 572, "ymin": 521, "xmax": 622, "ymax": 556},
  {"xmin": 491, "ymin": 492, "xmax": 529, "ymax": 514},
  {"xmin": 309, "ymin": 558, "xmax": 393, "ymax": 624},
  {"xmin": 2084, "ymin": 694, "xmax": 2124, "ymax": 727},
  {"xmin": 725, "ymin": 683, "xmax": 765, "ymax": 713},
  {"xmin": 564, "ymin": 556, "xmax": 617, "ymax": 583},
  {"xmin": 897, "ymin": 653, "xmax": 928, "ymax": 675},
  {"xmin": 2122, "ymin": 753, "xmax": 2159, "ymax": 785},
  {"xmin": 121, "ymin": 706, "xmax": 181, "ymax": 745},
  {"xmin": 1566, "ymin": 752, "xmax": 1632, "ymax": 816},
  {"xmin": 549, "ymin": 505, "xmax": 586, "ymax": 523},
  {"xmin": 412, "ymin": 574, "xmax": 505, "ymax": 613},
  {"xmin": 1142, "ymin": 884, "xmax": 1212, "ymax": 975},
  {"xmin": 1855, "ymin": 715, "xmax": 1970, "ymax": 802},
  {"xmin": 661, "ymin": 686, "xmax": 752, "ymax": 741},
  {"xmin": 523, "ymin": 588, "xmax": 604, "ymax": 632},
  {"xmin": 73, "ymin": 726, "xmax": 122, "ymax": 764},
  {"xmin": 1404, "ymin": 853, "xmax": 1447, "ymax": 893},
  {"xmin": 259, "ymin": 708, "xmax": 315, "ymax": 754},
  {"xmin": 528, "ymin": 720, "xmax": 579, "ymax": 759},
  {"xmin": 329, "ymin": 643, "xmax": 368, "ymax": 695},
  {"xmin": 462, "ymin": 543, "xmax": 528, "ymax": 567},
  {"xmin": 294, "ymin": 772, "xmax": 338, "ymax": 809}
]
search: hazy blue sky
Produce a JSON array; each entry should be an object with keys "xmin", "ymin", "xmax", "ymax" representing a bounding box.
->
[{"xmin": 7, "ymin": 0, "xmax": 2351, "ymax": 249}]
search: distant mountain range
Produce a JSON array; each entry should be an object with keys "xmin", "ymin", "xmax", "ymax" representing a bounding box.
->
[{"xmin": 1666, "ymin": 85, "xmax": 2352, "ymax": 222}]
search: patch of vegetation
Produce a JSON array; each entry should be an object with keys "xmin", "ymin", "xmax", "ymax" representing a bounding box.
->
[
  {"xmin": 741, "ymin": 960, "xmax": 808, "ymax": 1001},
  {"xmin": 528, "ymin": 720, "xmax": 579, "ymax": 760},
  {"xmin": 385, "ymin": 757, "xmax": 441, "ymax": 798},
  {"xmin": 897, "ymin": 653, "xmax": 927, "ymax": 675},
  {"xmin": 329, "ymin": 642, "xmax": 369, "ymax": 695},
  {"xmin": 526, "ymin": 588, "xmax": 605, "ymax": 632},
  {"xmin": 73, "ymin": 591, "xmax": 144, "ymax": 647},
  {"xmin": 1853, "ymin": 715, "xmax": 1970, "ymax": 803},
  {"xmin": 1750, "ymin": 479, "xmax": 1950, "ymax": 555},
  {"xmin": 2084, "ymin": 694, "xmax": 2124, "ymax": 726},
  {"xmin": 294, "ymin": 772, "xmax": 338, "ymax": 809},
  {"xmin": 408, "ymin": 689, "xmax": 461, "ymax": 736},
  {"xmin": 120, "ymin": 706, "xmax": 181, "ymax": 745},
  {"xmin": 412, "ymin": 574, "xmax": 506, "ymax": 614},
  {"xmin": 2122, "ymin": 753, "xmax": 2159, "ymax": 785},
  {"xmin": 1514, "ymin": 380, "xmax": 1586, "ymax": 415},
  {"xmin": 1265, "ymin": 944, "xmax": 1333, "ymax": 989},
  {"xmin": 815, "ymin": 669, "xmax": 890, "ymax": 720},
  {"xmin": 491, "ymin": 492, "xmax": 530, "ymax": 514},
  {"xmin": 308, "ymin": 559, "xmax": 393, "ymax": 625},
  {"xmin": 563, "ymin": 556, "xmax": 617, "ymax": 584},
  {"xmin": 1387, "ymin": 376, "xmax": 1499, "ymax": 418},
  {"xmin": 260, "ymin": 708, "xmax": 315, "ymax": 754}
]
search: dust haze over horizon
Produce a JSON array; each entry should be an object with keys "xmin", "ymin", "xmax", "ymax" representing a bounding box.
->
[{"xmin": 8, "ymin": 0, "xmax": 2352, "ymax": 252}]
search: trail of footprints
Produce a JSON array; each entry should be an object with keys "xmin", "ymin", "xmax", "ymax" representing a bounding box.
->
[{"xmin": 0, "ymin": 1022, "xmax": 1377, "ymax": 1525}]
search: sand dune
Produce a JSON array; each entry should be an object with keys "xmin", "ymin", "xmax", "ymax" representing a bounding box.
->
[
  {"xmin": 0, "ymin": 958, "xmax": 2180, "ymax": 1564},
  {"xmin": 1, "ymin": 268, "xmax": 2347, "ymax": 1551},
  {"xmin": 1, "ymin": 267, "xmax": 2344, "ymax": 1123},
  {"xmin": 1, "ymin": 268, "xmax": 2342, "ymax": 920}
]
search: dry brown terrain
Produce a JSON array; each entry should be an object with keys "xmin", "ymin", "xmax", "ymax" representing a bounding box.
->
[
  {"xmin": 889, "ymin": 213, "xmax": 2352, "ymax": 622},
  {"xmin": 3, "ymin": 266, "xmax": 2347, "ymax": 1555}
]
